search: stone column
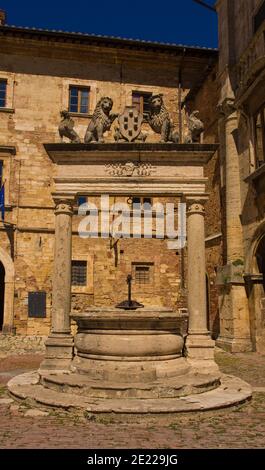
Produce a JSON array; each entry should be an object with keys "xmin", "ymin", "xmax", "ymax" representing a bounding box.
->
[
  {"xmin": 185, "ymin": 197, "xmax": 217, "ymax": 371},
  {"xmin": 2, "ymin": 280, "xmax": 15, "ymax": 334},
  {"xmin": 40, "ymin": 198, "xmax": 75, "ymax": 372},
  {"xmin": 216, "ymin": 98, "xmax": 252, "ymax": 353}
]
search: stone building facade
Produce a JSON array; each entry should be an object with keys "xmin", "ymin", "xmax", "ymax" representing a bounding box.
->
[
  {"xmin": 0, "ymin": 12, "xmax": 221, "ymax": 338},
  {"xmin": 216, "ymin": 0, "xmax": 265, "ymax": 353}
]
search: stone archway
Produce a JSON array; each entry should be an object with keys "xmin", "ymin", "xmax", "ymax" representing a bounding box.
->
[
  {"xmin": 0, "ymin": 247, "xmax": 15, "ymax": 334},
  {"xmin": 245, "ymin": 224, "xmax": 265, "ymax": 352}
]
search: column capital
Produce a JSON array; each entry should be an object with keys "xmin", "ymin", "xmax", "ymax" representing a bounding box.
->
[
  {"xmin": 218, "ymin": 97, "xmax": 237, "ymax": 119},
  {"xmin": 54, "ymin": 198, "xmax": 75, "ymax": 216},
  {"xmin": 186, "ymin": 196, "xmax": 208, "ymax": 216}
]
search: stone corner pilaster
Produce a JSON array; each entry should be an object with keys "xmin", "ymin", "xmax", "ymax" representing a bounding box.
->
[{"xmin": 215, "ymin": 336, "xmax": 253, "ymax": 353}]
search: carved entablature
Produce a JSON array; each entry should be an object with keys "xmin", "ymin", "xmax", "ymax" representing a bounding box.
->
[{"xmin": 105, "ymin": 161, "xmax": 156, "ymax": 177}]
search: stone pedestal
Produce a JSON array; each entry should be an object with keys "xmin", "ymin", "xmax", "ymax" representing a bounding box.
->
[
  {"xmin": 40, "ymin": 200, "xmax": 74, "ymax": 372},
  {"xmin": 185, "ymin": 198, "xmax": 218, "ymax": 371}
]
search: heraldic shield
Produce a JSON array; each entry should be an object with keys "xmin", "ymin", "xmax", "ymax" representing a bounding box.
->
[{"xmin": 118, "ymin": 106, "xmax": 144, "ymax": 142}]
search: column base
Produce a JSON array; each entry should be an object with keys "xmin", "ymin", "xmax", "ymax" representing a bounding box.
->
[
  {"xmin": 218, "ymin": 283, "xmax": 252, "ymax": 353},
  {"xmin": 1, "ymin": 325, "xmax": 15, "ymax": 334},
  {"xmin": 186, "ymin": 333, "xmax": 220, "ymax": 375},
  {"xmin": 216, "ymin": 336, "xmax": 253, "ymax": 353},
  {"xmin": 39, "ymin": 333, "xmax": 74, "ymax": 373}
]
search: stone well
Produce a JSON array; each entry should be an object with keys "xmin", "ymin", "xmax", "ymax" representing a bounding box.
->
[
  {"xmin": 71, "ymin": 308, "xmax": 188, "ymax": 383},
  {"xmin": 7, "ymin": 143, "xmax": 252, "ymax": 413},
  {"xmin": 8, "ymin": 306, "xmax": 252, "ymax": 411}
]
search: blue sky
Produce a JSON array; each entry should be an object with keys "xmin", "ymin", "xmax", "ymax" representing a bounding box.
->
[{"xmin": 0, "ymin": 0, "xmax": 218, "ymax": 48}]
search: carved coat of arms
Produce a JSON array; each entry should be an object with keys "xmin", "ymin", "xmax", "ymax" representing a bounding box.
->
[{"xmin": 114, "ymin": 106, "xmax": 147, "ymax": 143}]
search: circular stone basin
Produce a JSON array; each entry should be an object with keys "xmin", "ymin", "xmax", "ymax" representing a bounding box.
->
[{"xmin": 71, "ymin": 307, "xmax": 189, "ymax": 382}]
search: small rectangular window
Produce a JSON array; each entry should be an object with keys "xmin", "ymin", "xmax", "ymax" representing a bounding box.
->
[
  {"xmin": 69, "ymin": 86, "xmax": 90, "ymax": 114},
  {"xmin": 132, "ymin": 91, "xmax": 152, "ymax": 118},
  {"xmin": 71, "ymin": 260, "xmax": 87, "ymax": 286},
  {"xmin": 0, "ymin": 80, "xmax": 7, "ymax": 108},
  {"xmin": 28, "ymin": 292, "xmax": 46, "ymax": 318},
  {"xmin": 255, "ymin": 104, "xmax": 265, "ymax": 167},
  {"xmin": 132, "ymin": 197, "xmax": 152, "ymax": 208},
  {"xmin": 132, "ymin": 262, "xmax": 154, "ymax": 286},
  {"xmin": 135, "ymin": 266, "xmax": 150, "ymax": 285}
]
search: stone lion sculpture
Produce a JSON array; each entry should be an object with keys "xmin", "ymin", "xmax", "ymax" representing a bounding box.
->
[
  {"xmin": 147, "ymin": 94, "xmax": 179, "ymax": 143},
  {"xmin": 84, "ymin": 97, "xmax": 118, "ymax": 143},
  {"xmin": 185, "ymin": 110, "xmax": 204, "ymax": 143},
  {"xmin": 58, "ymin": 110, "xmax": 80, "ymax": 143}
]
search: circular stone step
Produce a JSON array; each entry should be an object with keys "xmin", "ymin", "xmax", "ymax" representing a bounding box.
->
[
  {"xmin": 40, "ymin": 371, "xmax": 220, "ymax": 399},
  {"xmin": 8, "ymin": 371, "xmax": 252, "ymax": 414}
]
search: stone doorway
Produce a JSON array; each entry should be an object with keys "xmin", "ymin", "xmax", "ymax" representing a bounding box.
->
[
  {"xmin": 0, "ymin": 262, "xmax": 5, "ymax": 331},
  {"xmin": 256, "ymin": 236, "xmax": 265, "ymax": 292},
  {"xmin": 254, "ymin": 235, "xmax": 265, "ymax": 351}
]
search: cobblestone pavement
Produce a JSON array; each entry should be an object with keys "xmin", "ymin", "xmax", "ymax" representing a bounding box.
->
[{"xmin": 0, "ymin": 349, "xmax": 265, "ymax": 449}]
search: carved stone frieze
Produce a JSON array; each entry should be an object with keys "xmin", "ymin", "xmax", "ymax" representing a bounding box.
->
[{"xmin": 105, "ymin": 161, "xmax": 156, "ymax": 177}]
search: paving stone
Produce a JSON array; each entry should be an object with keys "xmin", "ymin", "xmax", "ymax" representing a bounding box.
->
[
  {"xmin": 0, "ymin": 398, "xmax": 14, "ymax": 405},
  {"xmin": 0, "ymin": 350, "xmax": 264, "ymax": 449},
  {"xmin": 24, "ymin": 409, "xmax": 49, "ymax": 417}
]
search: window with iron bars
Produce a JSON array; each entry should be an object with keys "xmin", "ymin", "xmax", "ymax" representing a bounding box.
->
[
  {"xmin": 71, "ymin": 260, "xmax": 87, "ymax": 286},
  {"xmin": 133, "ymin": 263, "xmax": 154, "ymax": 285}
]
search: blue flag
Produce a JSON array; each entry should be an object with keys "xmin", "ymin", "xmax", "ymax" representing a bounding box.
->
[{"xmin": 0, "ymin": 184, "xmax": 5, "ymax": 221}]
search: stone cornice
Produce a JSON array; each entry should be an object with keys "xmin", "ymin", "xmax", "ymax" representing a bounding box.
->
[
  {"xmin": 44, "ymin": 143, "xmax": 219, "ymax": 165},
  {"xmin": 0, "ymin": 25, "xmax": 218, "ymax": 58}
]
